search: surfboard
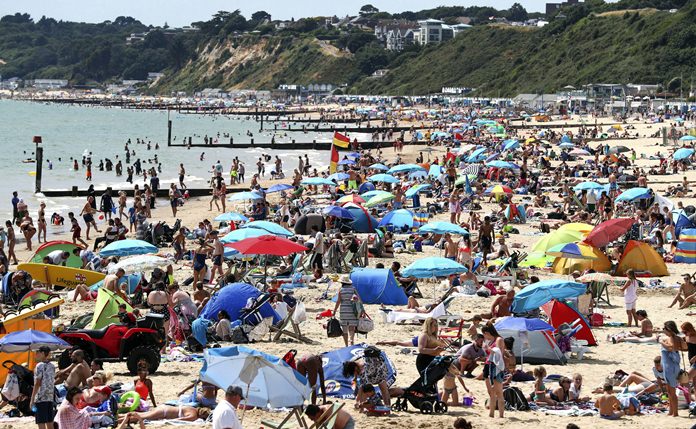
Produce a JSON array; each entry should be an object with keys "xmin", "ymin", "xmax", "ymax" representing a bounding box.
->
[
  {"xmin": 17, "ymin": 263, "xmax": 105, "ymax": 288},
  {"xmin": 0, "ymin": 296, "xmax": 65, "ymax": 327}
]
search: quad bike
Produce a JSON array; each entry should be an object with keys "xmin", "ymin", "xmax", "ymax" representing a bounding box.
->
[{"xmin": 57, "ymin": 313, "xmax": 165, "ymax": 375}]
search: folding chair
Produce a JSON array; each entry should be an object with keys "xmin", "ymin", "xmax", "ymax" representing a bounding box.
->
[
  {"xmin": 270, "ymin": 306, "xmax": 317, "ymax": 344},
  {"xmin": 591, "ymin": 281, "xmax": 611, "ymax": 306},
  {"xmin": 309, "ymin": 403, "xmax": 345, "ymax": 429},
  {"xmin": 262, "ymin": 407, "xmax": 308, "ymax": 429}
]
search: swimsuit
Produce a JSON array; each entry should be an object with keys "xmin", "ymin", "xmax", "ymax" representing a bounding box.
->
[
  {"xmin": 212, "ymin": 254, "xmax": 222, "ymax": 266},
  {"xmin": 150, "ymin": 305, "xmax": 170, "ymax": 322},
  {"xmin": 193, "ymin": 253, "xmax": 207, "ymax": 271}
]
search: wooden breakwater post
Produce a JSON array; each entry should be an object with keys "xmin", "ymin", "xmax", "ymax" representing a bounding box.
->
[{"xmin": 33, "ymin": 136, "xmax": 43, "ymax": 193}]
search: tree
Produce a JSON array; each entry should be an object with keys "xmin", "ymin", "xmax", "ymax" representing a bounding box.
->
[
  {"xmin": 251, "ymin": 11, "xmax": 272, "ymax": 23},
  {"xmin": 508, "ymin": 3, "xmax": 528, "ymax": 22},
  {"xmin": 359, "ymin": 4, "xmax": 380, "ymax": 15}
]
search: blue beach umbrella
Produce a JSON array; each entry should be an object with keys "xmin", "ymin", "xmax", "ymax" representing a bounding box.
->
[
  {"xmin": 242, "ymin": 220, "xmax": 294, "ymax": 237},
  {"xmin": 418, "ymin": 221, "xmax": 469, "ymax": 235},
  {"xmin": 368, "ymin": 163, "xmax": 389, "ymax": 171},
  {"xmin": 402, "ymin": 257, "xmax": 467, "ymax": 278},
  {"xmin": 220, "ymin": 228, "xmax": 270, "ymax": 244},
  {"xmin": 322, "ymin": 206, "xmax": 355, "ymax": 219},
  {"xmin": 100, "ymin": 239, "xmax": 157, "ymax": 257},
  {"xmin": 573, "ymin": 182, "xmax": 604, "ymax": 192},
  {"xmin": 673, "ymin": 148, "xmax": 695, "ymax": 161},
  {"xmin": 494, "ymin": 317, "xmax": 554, "ymax": 332},
  {"xmin": 679, "ymin": 135, "xmax": 696, "ymax": 141},
  {"xmin": 228, "ymin": 191, "xmax": 265, "ymax": 202},
  {"xmin": 405, "ymin": 183, "xmax": 431, "ymax": 198},
  {"xmin": 368, "ymin": 174, "xmax": 400, "ymax": 184},
  {"xmin": 615, "ymin": 187, "xmax": 651, "ymax": 202},
  {"xmin": 338, "ymin": 159, "xmax": 355, "ymax": 166},
  {"xmin": 511, "ymin": 279, "xmax": 586, "ymax": 313},
  {"xmin": 428, "ymin": 165, "xmax": 443, "ymax": 177},
  {"xmin": 466, "ymin": 147, "xmax": 487, "ymax": 163},
  {"xmin": 214, "ymin": 212, "xmax": 249, "ymax": 222},
  {"xmin": 408, "ymin": 170, "xmax": 427, "ymax": 180},
  {"xmin": 301, "ymin": 177, "xmax": 336, "ymax": 187},
  {"xmin": 502, "ymin": 139, "xmax": 520, "ymax": 151},
  {"xmin": 378, "ymin": 209, "xmax": 415, "ymax": 229},
  {"xmin": 328, "ymin": 172, "xmax": 350, "ymax": 181},
  {"xmin": 266, "ymin": 184, "xmax": 294, "ymax": 193},
  {"xmin": 559, "ymin": 142, "xmax": 575, "ymax": 149},
  {"xmin": 361, "ymin": 190, "xmax": 393, "ymax": 199},
  {"xmin": 486, "ymin": 160, "xmax": 518, "ymax": 169},
  {"xmin": 0, "ymin": 329, "xmax": 70, "ymax": 352},
  {"xmin": 387, "ymin": 164, "xmax": 426, "ymax": 174}
]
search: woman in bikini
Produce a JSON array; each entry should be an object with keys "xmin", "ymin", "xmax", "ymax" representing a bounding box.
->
[
  {"xmin": 147, "ymin": 282, "xmax": 172, "ymax": 350},
  {"xmin": 19, "ymin": 213, "xmax": 36, "ymax": 251},
  {"xmin": 37, "ymin": 202, "xmax": 47, "ymax": 243},
  {"xmin": 192, "ymin": 239, "xmax": 212, "ymax": 286},
  {"xmin": 120, "ymin": 405, "xmax": 210, "ymax": 424}
]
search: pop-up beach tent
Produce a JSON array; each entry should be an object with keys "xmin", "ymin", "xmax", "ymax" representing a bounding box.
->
[
  {"xmin": 294, "ymin": 214, "xmax": 326, "ymax": 235},
  {"xmin": 198, "ymin": 283, "xmax": 280, "ymax": 324},
  {"xmin": 495, "ymin": 317, "xmax": 566, "ymax": 365},
  {"xmin": 30, "ymin": 241, "xmax": 83, "ymax": 268},
  {"xmin": 541, "ymin": 300, "xmax": 597, "ymax": 346},
  {"xmin": 349, "ymin": 268, "xmax": 408, "ymax": 305},
  {"xmin": 344, "ymin": 203, "xmax": 378, "ymax": 233},
  {"xmin": 674, "ymin": 228, "xmax": 696, "ymax": 263},
  {"xmin": 615, "ymin": 240, "xmax": 669, "ymax": 276},
  {"xmin": 90, "ymin": 288, "xmax": 132, "ymax": 329}
]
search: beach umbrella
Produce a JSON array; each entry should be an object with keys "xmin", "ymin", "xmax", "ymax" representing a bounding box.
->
[
  {"xmin": 346, "ymin": 152, "xmax": 361, "ymax": 159},
  {"xmin": 583, "ymin": 218, "xmax": 635, "ymax": 248},
  {"xmin": 576, "ymin": 272, "xmax": 625, "ymax": 284},
  {"xmin": 486, "ymin": 185, "xmax": 513, "ymax": 195},
  {"xmin": 673, "ymin": 148, "xmax": 695, "ymax": 161},
  {"xmin": 405, "ymin": 183, "xmax": 431, "ymax": 198},
  {"xmin": 428, "ymin": 165, "xmax": 443, "ymax": 177},
  {"xmin": 361, "ymin": 190, "xmax": 393, "ymax": 199},
  {"xmin": 418, "ymin": 221, "xmax": 469, "ymax": 235},
  {"xmin": 322, "ymin": 206, "xmax": 355, "ymax": 219},
  {"xmin": 301, "ymin": 177, "xmax": 336, "ymax": 187},
  {"xmin": 570, "ymin": 148, "xmax": 591, "ymax": 156},
  {"xmin": 402, "ymin": 257, "xmax": 467, "ymax": 278},
  {"xmin": 199, "ymin": 346, "xmax": 311, "ymax": 409},
  {"xmin": 408, "ymin": 170, "xmax": 427, "ymax": 180},
  {"xmin": 107, "ymin": 255, "xmax": 170, "ymax": 274},
  {"xmin": 531, "ymin": 230, "xmax": 585, "ymax": 253},
  {"xmin": 558, "ymin": 223, "xmax": 594, "ymax": 234},
  {"xmin": 546, "ymin": 242, "xmax": 598, "ymax": 260},
  {"xmin": 227, "ymin": 235, "xmax": 307, "ymax": 257},
  {"xmin": 336, "ymin": 194, "xmax": 365, "ymax": 205},
  {"xmin": 378, "ymin": 209, "xmax": 415, "ymax": 229},
  {"xmin": 573, "ymin": 182, "xmax": 604, "ymax": 192},
  {"xmin": 368, "ymin": 174, "xmax": 400, "ymax": 184},
  {"xmin": 242, "ymin": 220, "xmax": 294, "ymax": 237},
  {"xmin": 455, "ymin": 174, "xmax": 478, "ymax": 186},
  {"xmin": 337, "ymin": 159, "xmax": 355, "ymax": 166},
  {"xmin": 364, "ymin": 193, "xmax": 395, "ymax": 208},
  {"xmin": 494, "ymin": 317, "xmax": 554, "ymax": 332},
  {"xmin": 679, "ymin": 135, "xmax": 696, "ymax": 141},
  {"xmin": 228, "ymin": 191, "xmax": 265, "ymax": 202},
  {"xmin": 466, "ymin": 147, "xmax": 487, "ymax": 163},
  {"xmin": 0, "ymin": 329, "xmax": 70, "ymax": 353},
  {"xmin": 559, "ymin": 142, "xmax": 575, "ymax": 149},
  {"xmin": 214, "ymin": 212, "xmax": 249, "ymax": 222},
  {"xmin": 502, "ymin": 139, "xmax": 519, "ymax": 151},
  {"xmin": 368, "ymin": 163, "xmax": 389, "ymax": 171},
  {"xmin": 607, "ymin": 146, "xmax": 630, "ymax": 154},
  {"xmin": 220, "ymin": 228, "xmax": 270, "ymax": 244},
  {"xmin": 486, "ymin": 161, "xmax": 519, "ymax": 170},
  {"xmin": 387, "ymin": 164, "xmax": 426, "ymax": 174},
  {"xmin": 511, "ymin": 280, "xmax": 586, "ymax": 313},
  {"xmin": 100, "ymin": 239, "xmax": 157, "ymax": 257},
  {"xmin": 266, "ymin": 184, "xmax": 294, "ymax": 194},
  {"xmin": 615, "ymin": 187, "xmax": 651, "ymax": 202},
  {"xmin": 327, "ymin": 172, "xmax": 349, "ymax": 182}
]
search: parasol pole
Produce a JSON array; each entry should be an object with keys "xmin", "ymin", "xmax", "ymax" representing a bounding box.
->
[{"xmin": 240, "ymin": 382, "xmax": 251, "ymax": 424}]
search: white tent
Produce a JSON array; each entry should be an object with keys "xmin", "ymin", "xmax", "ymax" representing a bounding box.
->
[{"xmin": 498, "ymin": 328, "xmax": 567, "ymax": 365}]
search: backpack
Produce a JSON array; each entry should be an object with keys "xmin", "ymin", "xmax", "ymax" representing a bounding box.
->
[
  {"xmin": 503, "ymin": 386, "xmax": 530, "ymax": 411},
  {"xmin": 230, "ymin": 324, "xmax": 253, "ymax": 344},
  {"xmin": 326, "ymin": 318, "xmax": 343, "ymax": 338}
]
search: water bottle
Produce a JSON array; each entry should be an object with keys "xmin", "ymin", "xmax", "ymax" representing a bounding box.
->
[{"xmin": 31, "ymin": 404, "xmax": 37, "ymax": 413}]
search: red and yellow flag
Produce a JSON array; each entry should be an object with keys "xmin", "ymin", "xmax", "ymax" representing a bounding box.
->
[
  {"xmin": 329, "ymin": 144, "xmax": 339, "ymax": 174},
  {"xmin": 333, "ymin": 132, "xmax": 350, "ymax": 148}
]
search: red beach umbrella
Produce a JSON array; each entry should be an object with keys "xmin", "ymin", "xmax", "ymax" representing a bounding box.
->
[
  {"xmin": 583, "ymin": 218, "xmax": 635, "ymax": 248},
  {"xmin": 225, "ymin": 235, "xmax": 307, "ymax": 256}
]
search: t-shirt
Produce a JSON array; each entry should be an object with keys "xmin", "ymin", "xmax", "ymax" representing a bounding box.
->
[
  {"xmin": 34, "ymin": 361, "xmax": 55, "ymax": 403},
  {"xmin": 212, "ymin": 399, "xmax": 242, "ymax": 429},
  {"xmin": 314, "ymin": 231, "xmax": 325, "ymax": 253},
  {"xmin": 455, "ymin": 343, "xmax": 485, "ymax": 361},
  {"xmin": 652, "ymin": 366, "xmax": 665, "ymax": 382},
  {"xmin": 624, "ymin": 280, "xmax": 638, "ymax": 304},
  {"xmin": 48, "ymin": 250, "xmax": 68, "ymax": 265}
]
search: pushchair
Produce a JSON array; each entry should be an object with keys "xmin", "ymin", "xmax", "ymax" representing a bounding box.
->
[
  {"xmin": 2, "ymin": 360, "xmax": 35, "ymax": 416},
  {"xmin": 391, "ymin": 355, "xmax": 455, "ymax": 414}
]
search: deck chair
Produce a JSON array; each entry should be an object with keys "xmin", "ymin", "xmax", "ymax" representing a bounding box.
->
[
  {"xmin": 270, "ymin": 305, "xmax": 317, "ymax": 344},
  {"xmin": 309, "ymin": 403, "xmax": 345, "ymax": 429},
  {"xmin": 591, "ymin": 281, "xmax": 611, "ymax": 306},
  {"xmin": 262, "ymin": 407, "xmax": 308, "ymax": 429},
  {"xmin": 352, "ymin": 240, "xmax": 369, "ymax": 268}
]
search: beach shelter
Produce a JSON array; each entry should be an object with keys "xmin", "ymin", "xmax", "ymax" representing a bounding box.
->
[
  {"xmin": 674, "ymin": 228, "xmax": 696, "ymax": 263},
  {"xmin": 30, "ymin": 241, "xmax": 83, "ymax": 268},
  {"xmin": 344, "ymin": 203, "xmax": 378, "ymax": 233},
  {"xmin": 378, "ymin": 209, "xmax": 415, "ymax": 229},
  {"xmin": 293, "ymin": 214, "xmax": 326, "ymax": 235},
  {"xmin": 615, "ymin": 187, "xmax": 651, "ymax": 203},
  {"xmin": 673, "ymin": 209, "xmax": 695, "ymax": 239},
  {"xmin": 615, "ymin": 240, "xmax": 669, "ymax": 277},
  {"xmin": 495, "ymin": 317, "xmax": 566, "ymax": 365},
  {"xmin": 90, "ymin": 288, "xmax": 132, "ymax": 329},
  {"xmin": 321, "ymin": 344, "xmax": 397, "ymax": 399},
  {"xmin": 349, "ymin": 268, "xmax": 408, "ymax": 305},
  {"xmin": 18, "ymin": 289, "xmax": 60, "ymax": 317},
  {"xmin": 512, "ymin": 280, "xmax": 586, "ymax": 313},
  {"xmin": 541, "ymin": 300, "xmax": 597, "ymax": 346},
  {"xmin": 198, "ymin": 283, "xmax": 280, "ymax": 325},
  {"xmin": 531, "ymin": 230, "xmax": 585, "ymax": 253},
  {"xmin": 552, "ymin": 249, "xmax": 612, "ymax": 274}
]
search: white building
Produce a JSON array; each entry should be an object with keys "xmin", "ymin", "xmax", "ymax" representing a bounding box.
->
[
  {"xmin": 417, "ymin": 19, "xmax": 471, "ymax": 45},
  {"xmin": 32, "ymin": 79, "xmax": 68, "ymax": 89}
]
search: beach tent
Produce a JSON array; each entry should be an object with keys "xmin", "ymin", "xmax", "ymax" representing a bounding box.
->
[
  {"xmin": 552, "ymin": 250, "xmax": 612, "ymax": 274},
  {"xmin": 198, "ymin": 282, "xmax": 280, "ymax": 325},
  {"xmin": 293, "ymin": 214, "xmax": 326, "ymax": 235},
  {"xmin": 30, "ymin": 241, "xmax": 83, "ymax": 268},
  {"xmin": 90, "ymin": 288, "xmax": 132, "ymax": 329},
  {"xmin": 321, "ymin": 344, "xmax": 397, "ymax": 399},
  {"xmin": 349, "ymin": 268, "xmax": 408, "ymax": 305},
  {"xmin": 358, "ymin": 182, "xmax": 375, "ymax": 194},
  {"xmin": 615, "ymin": 240, "xmax": 669, "ymax": 277},
  {"xmin": 504, "ymin": 204, "xmax": 526, "ymax": 223},
  {"xmin": 541, "ymin": 300, "xmax": 597, "ymax": 346},
  {"xmin": 496, "ymin": 325, "xmax": 566, "ymax": 365},
  {"xmin": 344, "ymin": 203, "xmax": 378, "ymax": 233},
  {"xmin": 674, "ymin": 228, "xmax": 696, "ymax": 263},
  {"xmin": 673, "ymin": 210, "xmax": 695, "ymax": 239}
]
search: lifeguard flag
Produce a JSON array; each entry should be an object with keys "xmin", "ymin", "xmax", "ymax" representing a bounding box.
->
[
  {"xmin": 329, "ymin": 144, "xmax": 339, "ymax": 174},
  {"xmin": 333, "ymin": 132, "xmax": 350, "ymax": 148}
]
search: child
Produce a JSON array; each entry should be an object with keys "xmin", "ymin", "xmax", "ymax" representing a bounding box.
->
[
  {"xmin": 441, "ymin": 362, "xmax": 469, "ymax": 406},
  {"xmin": 467, "ymin": 315, "xmax": 482, "ymax": 340},
  {"xmin": 357, "ymin": 384, "xmax": 382, "ymax": 412},
  {"xmin": 533, "ymin": 366, "xmax": 556, "ymax": 406},
  {"xmin": 134, "ymin": 364, "xmax": 157, "ymax": 407},
  {"xmin": 68, "ymin": 212, "xmax": 88, "ymax": 247},
  {"xmin": 594, "ymin": 384, "xmax": 623, "ymax": 420}
]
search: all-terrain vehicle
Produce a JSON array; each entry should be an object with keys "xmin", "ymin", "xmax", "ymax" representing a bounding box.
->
[{"xmin": 57, "ymin": 313, "xmax": 165, "ymax": 374}]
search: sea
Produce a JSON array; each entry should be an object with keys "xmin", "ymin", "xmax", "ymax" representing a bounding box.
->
[{"xmin": 0, "ymin": 99, "xmax": 353, "ymax": 228}]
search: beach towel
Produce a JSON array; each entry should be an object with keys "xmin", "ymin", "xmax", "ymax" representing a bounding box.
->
[{"xmin": 386, "ymin": 302, "xmax": 447, "ymax": 323}]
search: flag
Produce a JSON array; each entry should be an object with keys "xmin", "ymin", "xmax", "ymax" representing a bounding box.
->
[
  {"xmin": 333, "ymin": 132, "xmax": 350, "ymax": 148},
  {"xmin": 329, "ymin": 144, "xmax": 339, "ymax": 174}
]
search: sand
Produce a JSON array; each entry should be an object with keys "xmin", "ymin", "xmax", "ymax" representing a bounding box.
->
[{"xmin": 4, "ymin": 112, "xmax": 696, "ymax": 428}]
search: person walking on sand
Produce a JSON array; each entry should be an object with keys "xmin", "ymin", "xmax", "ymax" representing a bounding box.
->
[
  {"xmin": 179, "ymin": 163, "xmax": 187, "ymax": 189},
  {"xmin": 80, "ymin": 196, "xmax": 101, "ymax": 240},
  {"xmin": 334, "ymin": 275, "xmax": 361, "ymax": 346},
  {"xmin": 68, "ymin": 212, "xmax": 88, "ymax": 248},
  {"xmin": 621, "ymin": 269, "xmax": 639, "ymax": 327},
  {"xmin": 5, "ymin": 221, "xmax": 18, "ymax": 265}
]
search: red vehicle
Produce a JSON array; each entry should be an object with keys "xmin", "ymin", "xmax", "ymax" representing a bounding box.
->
[{"xmin": 57, "ymin": 313, "xmax": 165, "ymax": 374}]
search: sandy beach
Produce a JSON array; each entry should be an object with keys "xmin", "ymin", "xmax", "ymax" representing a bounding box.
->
[{"xmin": 2, "ymin": 111, "xmax": 696, "ymax": 429}]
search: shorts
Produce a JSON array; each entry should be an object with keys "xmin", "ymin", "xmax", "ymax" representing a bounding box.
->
[
  {"xmin": 213, "ymin": 255, "xmax": 222, "ymax": 266},
  {"xmin": 348, "ymin": 180, "xmax": 357, "ymax": 190},
  {"xmin": 83, "ymin": 213, "xmax": 94, "ymax": 223},
  {"xmin": 85, "ymin": 290, "xmax": 98, "ymax": 301},
  {"xmin": 179, "ymin": 175, "xmax": 185, "ymax": 183},
  {"xmin": 487, "ymin": 365, "xmax": 505, "ymax": 385},
  {"xmin": 625, "ymin": 300, "xmax": 636, "ymax": 310},
  {"xmin": 411, "ymin": 336, "xmax": 418, "ymax": 347},
  {"xmin": 72, "ymin": 227, "xmax": 82, "ymax": 239},
  {"xmin": 34, "ymin": 401, "xmax": 55, "ymax": 424}
]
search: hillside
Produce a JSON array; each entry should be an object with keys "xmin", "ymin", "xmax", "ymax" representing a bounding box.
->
[{"xmin": 352, "ymin": 3, "xmax": 696, "ymax": 95}]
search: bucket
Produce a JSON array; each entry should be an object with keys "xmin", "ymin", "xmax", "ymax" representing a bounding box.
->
[{"xmin": 462, "ymin": 397, "xmax": 474, "ymax": 407}]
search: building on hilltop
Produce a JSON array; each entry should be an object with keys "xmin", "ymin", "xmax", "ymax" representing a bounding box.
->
[
  {"xmin": 31, "ymin": 79, "xmax": 68, "ymax": 90},
  {"xmin": 374, "ymin": 21, "xmax": 419, "ymax": 51},
  {"xmin": 416, "ymin": 19, "xmax": 471, "ymax": 45},
  {"xmin": 546, "ymin": 0, "xmax": 580, "ymax": 16}
]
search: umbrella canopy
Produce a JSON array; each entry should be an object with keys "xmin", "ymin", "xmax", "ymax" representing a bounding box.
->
[
  {"xmin": 486, "ymin": 185, "xmax": 513, "ymax": 195},
  {"xmin": 301, "ymin": 177, "xmax": 336, "ymax": 187},
  {"xmin": 679, "ymin": 135, "xmax": 696, "ymax": 141},
  {"xmin": 199, "ymin": 346, "xmax": 311, "ymax": 408},
  {"xmin": 546, "ymin": 242, "xmax": 598, "ymax": 260},
  {"xmin": 531, "ymin": 230, "xmax": 585, "ymax": 253},
  {"xmin": 242, "ymin": 221, "xmax": 294, "ymax": 237},
  {"xmin": 220, "ymin": 228, "xmax": 270, "ymax": 244},
  {"xmin": 466, "ymin": 147, "xmax": 487, "ymax": 163},
  {"xmin": 322, "ymin": 205, "xmax": 355, "ymax": 219},
  {"xmin": 336, "ymin": 194, "xmax": 366, "ymax": 205},
  {"xmin": 570, "ymin": 148, "xmax": 591, "ymax": 156},
  {"xmin": 228, "ymin": 191, "xmax": 265, "ymax": 202},
  {"xmin": 502, "ymin": 139, "xmax": 520, "ymax": 151},
  {"xmin": 214, "ymin": 212, "xmax": 249, "ymax": 223},
  {"xmin": 486, "ymin": 161, "xmax": 519, "ymax": 170},
  {"xmin": 511, "ymin": 280, "xmax": 587, "ymax": 313},
  {"xmin": 615, "ymin": 187, "xmax": 651, "ymax": 202},
  {"xmin": 361, "ymin": 190, "xmax": 393, "ymax": 199},
  {"xmin": 576, "ymin": 272, "xmax": 626, "ymax": 284},
  {"xmin": 558, "ymin": 223, "xmax": 594, "ymax": 234},
  {"xmin": 418, "ymin": 221, "xmax": 469, "ymax": 235},
  {"xmin": 402, "ymin": 257, "xmax": 467, "ymax": 278},
  {"xmin": 368, "ymin": 174, "xmax": 400, "ymax": 184},
  {"xmin": 226, "ymin": 235, "xmax": 307, "ymax": 256},
  {"xmin": 494, "ymin": 316, "xmax": 554, "ymax": 332},
  {"xmin": 607, "ymin": 145, "xmax": 630, "ymax": 154},
  {"xmin": 378, "ymin": 209, "xmax": 415, "ymax": 229},
  {"xmin": 337, "ymin": 159, "xmax": 355, "ymax": 166},
  {"xmin": 0, "ymin": 329, "xmax": 70, "ymax": 353},
  {"xmin": 583, "ymin": 218, "xmax": 635, "ymax": 248},
  {"xmin": 573, "ymin": 182, "xmax": 604, "ymax": 192},
  {"xmin": 364, "ymin": 193, "xmax": 395, "ymax": 208},
  {"xmin": 266, "ymin": 184, "xmax": 294, "ymax": 194},
  {"xmin": 368, "ymin": 163, "xmax": 389, "ymax": 171},
  {"xmin": 100, "ymin": 239, "xmax": 157, "ymax": 257},
  {"xmin": 327, "ymin": 172, "xmax": 350, "ymax": 182},
  {"xmin": 107, "ymin": 255, "xmax": 170, "ymax": 274},
  {"xmin": 405, "ymin": 184, "xmax": 431, "ymax": 198},
  {"xmin": 673, "ymin": 147, "xmax": 695, "ymax": 161},
  {"xmin": 387, "ymin": 164, "xmax": 426, "ymax": 174}
]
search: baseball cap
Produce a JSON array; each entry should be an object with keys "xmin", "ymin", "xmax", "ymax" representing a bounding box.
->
[
  {"xmin": 225, "ymin": 385, "xmax": 244, "ymax": 399},
  {"xmin": 94, "ymin": 386, "xmax": 112, "ymax": 396}
]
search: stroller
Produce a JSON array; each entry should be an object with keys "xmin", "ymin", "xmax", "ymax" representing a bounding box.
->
[
  {"xmin": 391, "ymin": 355, "xmax": 455, "ymax": 414},
  {"xmin": 2, "ymin": 360, "xmax": 35, "ymax": 416}
]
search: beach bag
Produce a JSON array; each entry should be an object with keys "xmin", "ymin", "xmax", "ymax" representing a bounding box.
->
[
  {"xmin": 230, "ymin": 324, "xmax": 252, "ymax": 344},
  {"xmin": 476, "ymin": 286, "xmax": 491, "ymax": 298},
  {"xmin": 590, "ymin": 313, "xmax": 604, "ymax": 327},
  {"xmin": 503, "ymin": 386, "xmax": 530, "ymax": 411},
  {"xmin": 1, "ymin": 373, "xmax": 19, "ymax": 401},
  {"xmin": 292, "ymin": 302, "xmax": 307, "ymax": 324},
  {"xmin": 327, "ymin": 318, "xmax": 343, "ymax": 338},
  {"xmin": 282, "ymin": 350, "xmax": 297, "ymax": 369},
  {"xmin": 357, "ymin": 314, "xmax": 374, "ymax": 334}
]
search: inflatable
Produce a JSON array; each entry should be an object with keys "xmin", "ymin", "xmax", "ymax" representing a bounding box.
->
[{"xmin": 118, "ymin": 391, "xmax": 141, "ymax": 412}]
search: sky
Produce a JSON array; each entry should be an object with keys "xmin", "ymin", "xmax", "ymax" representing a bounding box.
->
[{"xmin": 0, "ymin": 0, "xmax": 553, "ymax": 27}]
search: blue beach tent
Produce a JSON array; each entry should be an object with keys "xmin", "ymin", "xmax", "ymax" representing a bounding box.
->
[
  {"xmin": 198, "ymin": 283, "xmax": 280, "ymax": 325},
  {"xmin": 349, "ymin": 268, "xmax": 408, "ymax": 305}
]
